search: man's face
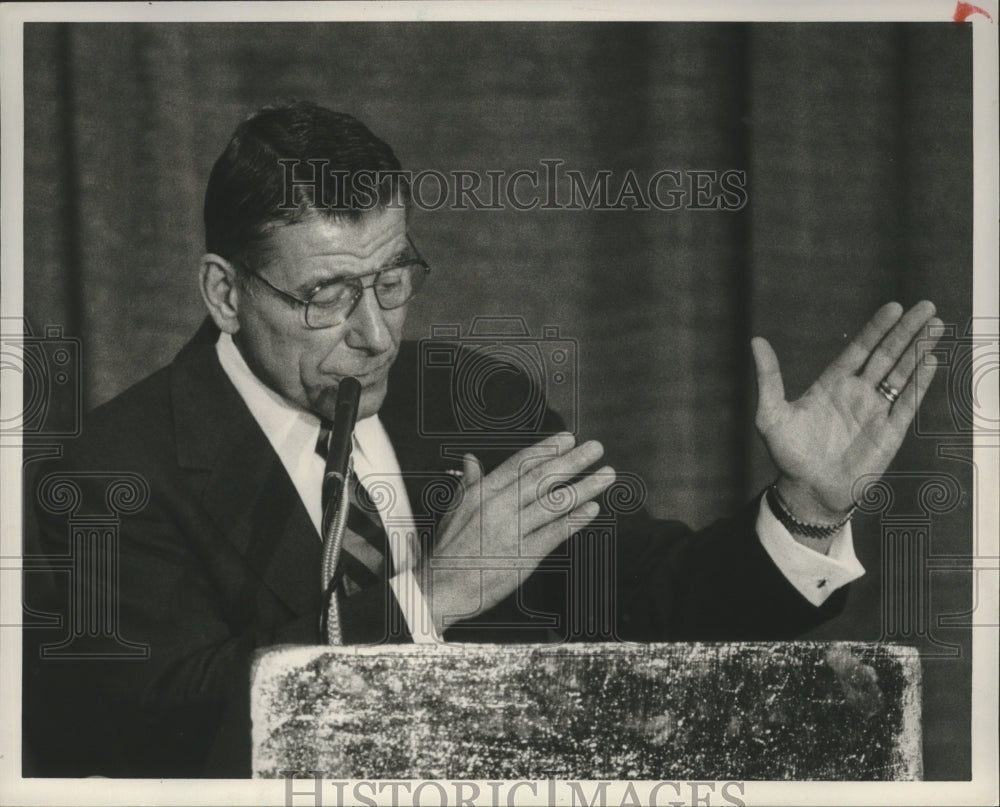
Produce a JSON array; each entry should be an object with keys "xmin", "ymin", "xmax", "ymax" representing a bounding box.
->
[{"xmin": 232, "ymin": 207, "xmax": 409, "ymax": 420}]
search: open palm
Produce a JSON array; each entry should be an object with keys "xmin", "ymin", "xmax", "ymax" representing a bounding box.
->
[{"xmin": 752, "ymin": 301, "xmax": 941, "ymax": 521}]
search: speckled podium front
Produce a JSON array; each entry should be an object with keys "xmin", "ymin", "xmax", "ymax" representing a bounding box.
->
[{"xmin": 251, "ymin": 642, "xmax": 921, "ymax": 780}]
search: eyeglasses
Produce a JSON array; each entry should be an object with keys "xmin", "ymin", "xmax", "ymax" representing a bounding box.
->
[{"xmin": 233, "ymin": 235, "xmax": 431, "ymax": 329}]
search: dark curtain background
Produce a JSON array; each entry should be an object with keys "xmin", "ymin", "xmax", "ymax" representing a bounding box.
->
[{"xmin": 22, "ymin": 22, "xmax": 974, "ymax": 779}]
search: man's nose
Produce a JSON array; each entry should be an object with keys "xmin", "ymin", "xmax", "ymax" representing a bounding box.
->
[{"xmin": 344, "ymin": 287, "xmax": 392, "ymax": 352}]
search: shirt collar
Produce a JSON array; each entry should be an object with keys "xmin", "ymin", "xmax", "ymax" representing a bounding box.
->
[{"xmin": 215, "ymin": 330, "xmax": 380, "ymax": 460}]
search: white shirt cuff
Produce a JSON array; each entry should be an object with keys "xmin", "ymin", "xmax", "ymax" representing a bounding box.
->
[
  {"xmin": 388, "ymin": 569, "xmax": 440, "ymax": 644},
  {"xmin": 757, "ymin": 494, "xmax": 865, "ymax": 607}
]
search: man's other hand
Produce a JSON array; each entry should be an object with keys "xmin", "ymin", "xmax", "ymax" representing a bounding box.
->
[
  {"xmin": 752, "ymin": 300, "xmax": 941, "ymax": 527},
  {"xmin": 421, "ymin": 432, "xmax": 614, "ymax": 634}
]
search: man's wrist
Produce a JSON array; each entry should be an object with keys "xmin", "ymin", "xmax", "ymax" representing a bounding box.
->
[
  {"xmin": 769, "ymin": 479, "xmax": 854, "ymax": 540},
  {"xmin": 774, "ymin": 477, "xmax": 853, "ymax": 524},
  {"xmin": 421, "ymin": 567, "xmax": 476, "ymax": 637}
]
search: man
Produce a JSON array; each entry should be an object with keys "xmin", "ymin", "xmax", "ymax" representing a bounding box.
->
[{"xmin": 23, "ymin": 101, "xmax": 941, "ymax": 777}]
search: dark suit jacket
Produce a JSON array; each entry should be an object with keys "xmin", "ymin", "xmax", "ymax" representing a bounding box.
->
[{"xmin": 22, "ymin": 320, "xmax": 845, "ymax": 778}]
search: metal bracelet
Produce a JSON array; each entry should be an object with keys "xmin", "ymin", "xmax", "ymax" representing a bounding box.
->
[{"xmin": 766, "ymin": 484, "xmax": 854, "ymax": 539}]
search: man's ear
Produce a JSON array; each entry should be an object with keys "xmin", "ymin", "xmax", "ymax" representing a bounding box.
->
[{"xmin": 199, "ymin": 254, "xmax": 241, "ymax": 334}]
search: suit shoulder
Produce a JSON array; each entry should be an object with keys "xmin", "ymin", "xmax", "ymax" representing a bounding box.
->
[
  {"xmin": 385, "ymin": 338, "xmax": 565, "ymax": 437},
  {"xmin": 59, "ymin": 364, "xmax": 176, "ymax": 470}
]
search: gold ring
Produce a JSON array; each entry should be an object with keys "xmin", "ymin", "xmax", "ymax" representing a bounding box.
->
[{"xmin": 877, "ymin": 380, "xmax": 900, "ymax": 404}]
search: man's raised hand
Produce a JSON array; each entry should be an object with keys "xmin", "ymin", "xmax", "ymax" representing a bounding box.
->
[
  {"xmin": 752, "ymin": 300, "xmax": 941, "ymax": 527},
  {"xmin": 422, "ymin": 432, "xmax": 614, "ymax": 633}
]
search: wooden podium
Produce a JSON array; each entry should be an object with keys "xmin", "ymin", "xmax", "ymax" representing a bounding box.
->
[{"xmin": 250, "ymin": 642, "xmax": 921, "ymax": 780}]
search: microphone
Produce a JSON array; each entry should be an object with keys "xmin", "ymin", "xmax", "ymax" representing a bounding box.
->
[
  {"xmin": 321, "ymin": 377, "xmax": 362, "ymax": 521},
  {"xmin": 320, "ymin": 377, "xmax": 361, "ymax": 644}
]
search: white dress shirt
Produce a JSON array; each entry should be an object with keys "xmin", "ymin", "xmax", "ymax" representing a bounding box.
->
[
  {"xmin": 216, "ymin": 332, "xmax": 864, "ymax": 644},
  {"xmin": 756, "ymin": 494, "xmax": 865, "ymax": 606},
  {"xmin": 216, "ymin": 332, "xmax": 437, "ymax": 642}
]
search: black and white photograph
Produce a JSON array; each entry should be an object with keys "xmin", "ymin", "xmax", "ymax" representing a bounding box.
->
[{"xmin": 1, "ymin": 2, "xmax": 997, "ymax": 805}]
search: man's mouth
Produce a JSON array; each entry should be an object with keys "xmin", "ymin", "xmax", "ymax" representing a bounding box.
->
[{"xmin": 344, "ymin": 360, "xmax": 392, "ymax": 385}]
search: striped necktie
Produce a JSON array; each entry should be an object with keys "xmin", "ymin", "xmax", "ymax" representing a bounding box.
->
[{"xmin": 316, "ymin": 423, "xmax": 393, "ymax": 598}]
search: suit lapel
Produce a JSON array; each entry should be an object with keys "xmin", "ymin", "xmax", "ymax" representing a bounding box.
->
[
  {"xmin": 167, "ymin": 326, "xmax": 459, "ymax": 618},
  {"xmin": 170, "ymin": 320, "xmax": 321, "ymax": 618},
  {"xmin": 379, "ymin": 342, "xmax": 464, "ymax": 534}
]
